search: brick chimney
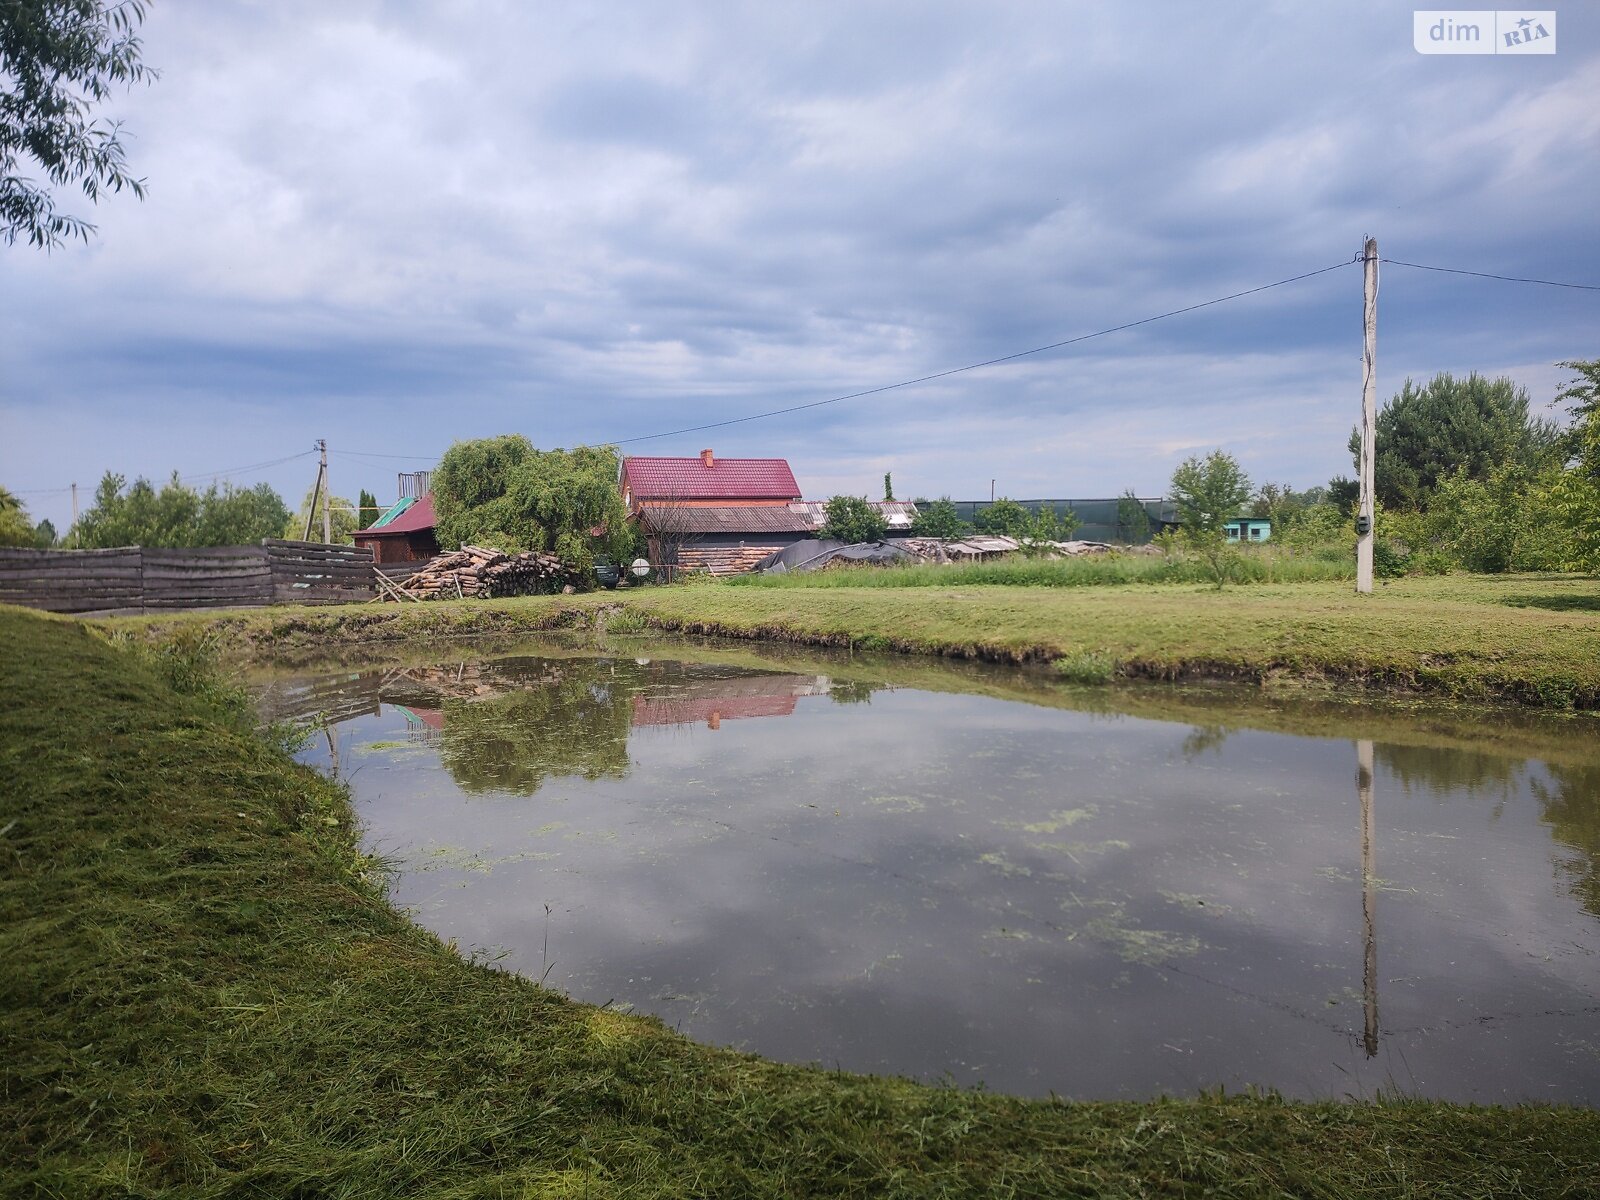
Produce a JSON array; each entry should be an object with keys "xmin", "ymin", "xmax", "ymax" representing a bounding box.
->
[{"xmin": 700, "ymin": 448, "xmax": 714, "ymax": 468}]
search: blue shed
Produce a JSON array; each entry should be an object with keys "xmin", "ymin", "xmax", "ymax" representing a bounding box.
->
[{"xmin": 1224, "ymin": 517, "xmax": 1271, "ymax": 544}]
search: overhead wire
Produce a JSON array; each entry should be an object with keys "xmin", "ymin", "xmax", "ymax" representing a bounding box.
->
[
  {"xmin": 22, "ymin": 252, "xmax": 1595, "ymax": 492},
  {"xmin": 176, "ymin": 448, "xmax": 318, "ymax": 483},
  {"xmin": 611, "ymin": 259, "xmax": 1360, "ymax": 445},
  {"xmin": 1379, "ymin": 258, "xmax": 1600, "ymax": 292},
  {"xmin": 12, "ymin": 449, "xmax": 319, "ymax": 500},
  {"xmin": 333, "ymin": 448, "xmax": 439, "ymax": 462},
  {"xmin": 337, "ymin": 256, "xmax": 1361, "ymax": 461}
]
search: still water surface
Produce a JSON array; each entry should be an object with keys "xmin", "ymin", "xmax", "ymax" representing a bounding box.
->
[{"xmin": 255, "ymin": 638, "xmax": 1600, "ymax": 1103}]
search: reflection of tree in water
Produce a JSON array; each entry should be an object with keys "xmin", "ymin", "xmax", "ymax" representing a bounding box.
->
[
  {"xmin": 1374, "ymin": 744, "xmax": 1528, "ymax": 805},
  {"xmin": 1180, "ymin": 724, "xmax": 1230, "ymax": 759},
  {"xmin": 426, "ymin": 655, "xmax": 834, "ymax": 797},
  {"xmin": 1533, "ymin": 762, "xmax": 1600, "ymax": 920},
  {"xmin": 436, "ymin": 658, "xmax": 643, "ymax": 795},
  {"xmin": 1374, "ymin": 744, "xmax": 1600, "ymax": 922},
  {"xmin": 828, "ymin": 679, "xmax": 881, "ymax": 705}
]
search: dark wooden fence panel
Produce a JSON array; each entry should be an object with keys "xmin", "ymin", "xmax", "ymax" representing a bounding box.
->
[
  {"xmin": 0, "ymin": 541, "xmax": 384, "ymax": 613},
  {"xmin": 142, "ymin": 546, "xmax": 274, "ymax": 610},
  {"xmin": 264, "ymin": 540, "xmax": 379, "ymax": 605},
  {"xmin": 0, "ymin": 547, "xmax": 145, "ymax": 613}
]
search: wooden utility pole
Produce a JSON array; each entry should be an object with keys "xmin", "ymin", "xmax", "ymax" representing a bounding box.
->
[
  {"xmin": 303, "ymin": 439, "xmax": 329, "ymax": 542},
  {"xmin": 1356, "ymin": 237, "xmax": 1378, "ymax": 594},
  {"xmin": 70, "ymin": 482, "xmax": 78, "ymax": 530},
  {"xmin": 320, "ymin": 439, "xmax": 332, "ymax": 545}
]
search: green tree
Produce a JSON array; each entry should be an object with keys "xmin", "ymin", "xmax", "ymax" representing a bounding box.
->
[
  {"xmin": 1170, "ymin": 451, "xmax": 1252, "ymax": 588},
  {"xmin": 194, "ymin": 482, "xmax": 290, "ymax": 546},
  {"xmin": 1539, "ymin": 359, "xmax": 1600, "ymax": 570},
  {"xmin": 1352, "ymin": 372, "xmax": 1563, "ymax": 510},
  {"xmin": 1019, "ymin": 504, "xmax": 1077, "ymax": 555},
  {"xmin": 1327, "ymin": 475, "xmax": 1359, "ymax": 517},
  {"xmin": 0, "ymin": 485, "xmax": 35, "ymax": 546},
  {"xmin": 356, "ymin": 488, "xmax": 379, "ymax": 530},
  {"xmin": 908, "ymin": 496, "xmax": 968, "ymax": 539},
  {"xmin": 819, "ymin": 495, "xmax": 888, "ymax": 543},
  {"xmin": 74, "ymin": 472, "xmax": 200, "ymax": 547},
  {"xmin": 883, "ymin": 472, "xmax": 894, "ymax": 502},
  {"xmin": 1115, "ymin": 490, "xmax": 1151, "ymax": 543},
  {"xmin": 285, "ymin": 485, "xmax": 359, "ymax": 545},
  {"xmin": 2, "ymin": 0, "xmax": 156, "ymax": 248},
  {"xmin": 32, "ymin": 516, "xmax": 56, "ymax": 547},
  {"xmin": 73, "ymin": 472, "xmax": 293, "ymax": 547},
  {"xmin": 1250, "ymin": 482, "xmax": 1307, "ymax": 534},
  {"xmin": 432, "ymin": 436, "xmax": 633, "ymax": 575},
  {"xmin": 1421, "ymin": 464, "xmax": 1533, "ymax": 573},
  {"xmin": 1556, "ymin": 359, "xmax": 1600, "ymax": 479},
  {"xmin": 1170, "ymin": 451, "xmax": 1251, "ymax": 536},
  {"xmin": 973, "ymin": 497, "xmax": 1030, "ymax": 537},
  {"xmin": 1556, "ymin": 358, "xmax": 1600, "ymax": 426}
]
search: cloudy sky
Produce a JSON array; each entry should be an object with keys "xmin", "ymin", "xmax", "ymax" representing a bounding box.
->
[{"xmin": 5, "ymin": 1, "xmax": 1598, "ymax": 527}]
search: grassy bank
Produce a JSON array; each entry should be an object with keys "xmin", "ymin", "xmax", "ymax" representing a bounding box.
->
[
  {"xmin": 5, "ymin": 606, "xmax": 1600, "ymax": 1196},
  {"xmin": 725, "ymin": 549, "xmax": 1354, "ymax": 589},
  {"xmin": 112, "ymin": 572, "xmax": 1600, "ymax": 708}
]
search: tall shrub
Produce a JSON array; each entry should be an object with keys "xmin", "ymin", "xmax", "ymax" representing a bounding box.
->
[{"xmin": 432, "ymin": 437, "xmax": 634, "ymax": 573}]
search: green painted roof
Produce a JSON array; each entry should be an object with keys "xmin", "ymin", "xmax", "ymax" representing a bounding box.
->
[{"xmin": 366, "ymin": 497, "xmax": 416, "ymax": 530}]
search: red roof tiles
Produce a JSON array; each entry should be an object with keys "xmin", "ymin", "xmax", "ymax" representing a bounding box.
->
[{"xmin": 622, "ymin": 456, "xmax": 800, "ymax": 502}]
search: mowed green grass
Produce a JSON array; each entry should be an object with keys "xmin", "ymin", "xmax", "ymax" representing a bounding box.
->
[
  {"xmin": 722, "ymin": 550, "xmax": 1354, "ymax": 588},
  {"xmin": 616, "ymin": 574, "xmax": 1600, "ymax": 705},
  {"xmin": 109, "ymin": 572, "xmax": 1600, "ymax": 708},
  {"xmin": 5, "ymin": 604, "xmax": 1600, "ymax": 1197}
]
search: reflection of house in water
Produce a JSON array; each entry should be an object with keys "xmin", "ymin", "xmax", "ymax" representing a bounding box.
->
[
  {"xmin": 255, "ymin": 673, "xmax": 381, "ymax": 727},
  {"xmin": 631, "ymin": 673, "xmax": 831, "ymax": 730},
  {"xmin": 394, "ymin": 704, "xmax": 445, "ymax": 743}
]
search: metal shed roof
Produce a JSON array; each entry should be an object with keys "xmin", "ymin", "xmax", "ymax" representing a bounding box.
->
[
  {"xmin": 637, "ymin": 504, "xmax": 815, "ymax": 535},
  {"xmin": 358, "ymin": 492, "xmax": 436, "ymax": 537}
]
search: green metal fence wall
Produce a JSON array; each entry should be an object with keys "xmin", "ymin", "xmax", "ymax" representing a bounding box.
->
[{"xmin": 946, "ymin": 498, "xmax": 1175, "ymax": 543}]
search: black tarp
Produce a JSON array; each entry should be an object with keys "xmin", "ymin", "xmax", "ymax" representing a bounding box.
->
[{"xmin": 749, "ymin": 539, "xmax": 918, "ymax": 574}]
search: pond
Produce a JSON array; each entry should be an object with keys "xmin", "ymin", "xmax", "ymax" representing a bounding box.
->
[{"xmin": 253, "ymin": 636, "xmax": 1600, "ymax": 1104}]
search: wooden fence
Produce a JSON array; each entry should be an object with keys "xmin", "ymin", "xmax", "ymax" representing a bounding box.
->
[
  {"xmin": 0, "ymin": 546, "xmax": 144, "ymax": 614},
  {"xmin": 0, "ymin": 540, "xmax": 396, "ymax": 615}
]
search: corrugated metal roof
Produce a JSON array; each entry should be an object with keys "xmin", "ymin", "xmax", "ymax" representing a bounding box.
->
[
  {"xmin": 639, "ymin": 504, "xmax": 815, "ymax": 534},
  {"xmin": 623, "ymin": 456, "xmax": 800, "ymax": 500},
  {"xmin": 359, "ymin": 492, "xmax": 436, "ymax": 537},
  {"xmin": 365, "ymin": 496, "xmax": 416, "ymax": 530},
  {"xmin": 789, "ymin": 500, "xmax": 919, "ymax": 528}
]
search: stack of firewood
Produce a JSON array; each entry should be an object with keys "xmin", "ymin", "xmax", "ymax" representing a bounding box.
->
[{"xmin": 377, "ymin": 545, "xmax": 582, "ymax": 601}]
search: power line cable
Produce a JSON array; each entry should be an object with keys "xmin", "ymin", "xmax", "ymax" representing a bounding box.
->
[
  {"xmin": 11, "ymin": 449, "xmax": 318, "ymax": 500},
  {"xmin": 1380, "ymin": 258, "xmax": 1600, "ymax": 292},
  {"xmin": 334, "ymin": 448, "xmax": 440, "ymax": 462},
  {"xmin": 611, "ymin": 259, "xmax": 1360, "ymax": 445},
  {"xmin": 177, "ymin": 448, "xmax": 318, "ymax": 483},
  {"xmin": 337, "ymin": 257, "xmax": 1360, "ymax": 460}
]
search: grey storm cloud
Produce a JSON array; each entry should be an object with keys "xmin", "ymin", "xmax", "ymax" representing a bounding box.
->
[{"xmin": 4, "ymin": 1, "xmax": 1598, "ymax": 523}]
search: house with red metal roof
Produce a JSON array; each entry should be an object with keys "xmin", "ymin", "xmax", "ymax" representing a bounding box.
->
[
  {"xmin": 622, "ymin": 449, "xmax": 814, "ymax": 576},
  {"xmin": 619, "ymin": 448, "xmax": 801, "ymax": 510},
  {"xmin": 352, "ymin": 492, "xmax": 441, "ymax": 564}
]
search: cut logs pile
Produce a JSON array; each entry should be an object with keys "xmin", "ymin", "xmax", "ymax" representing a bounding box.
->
[{"xmin": 377, "ymin": 545, "xmax": 583, "ymax": 601}]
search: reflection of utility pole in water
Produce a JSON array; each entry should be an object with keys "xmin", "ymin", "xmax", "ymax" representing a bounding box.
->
[
  {"xmin": 325, "ymin": 722, "xmax": 341, "ymax": 783},
  {"xmin": 1358, "ymin": 738, "xmax": 1378, "ymax": 1058}
]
